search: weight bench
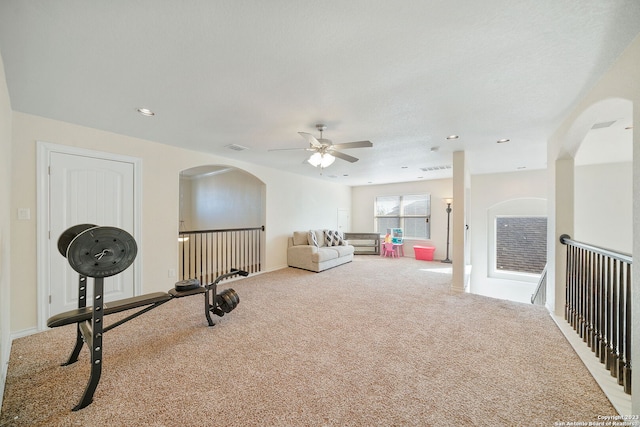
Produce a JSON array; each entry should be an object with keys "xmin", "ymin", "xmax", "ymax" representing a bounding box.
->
[{"xmin": 47, "ymin": 224, "xmax": 246, "ymax": 411}]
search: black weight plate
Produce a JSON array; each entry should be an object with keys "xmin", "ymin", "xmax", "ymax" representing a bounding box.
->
[
  {"xmin": 67, "ymin": 226, "xmax": 138, "ymax": 278},
  {"xmin": 219, "ymin": 291, "xmax": 235, "ymax": 313},
  {"xmin": 226, "ymin": 288, "xmax": 239, "ymax": 306},
  {"xmin": 220, "ymin": 289, "xmax": 236, "ymax": 307},
  {"xmin": 57, "ymin": 224, "xmax": 98, "ymax": 257},
  {"xmin": 217, "ymin": 297, "xmax": 230, "ymax": 313},
  {"xmin": 174, "ymin": 278, "xmax": 201, "ymax": 292}
]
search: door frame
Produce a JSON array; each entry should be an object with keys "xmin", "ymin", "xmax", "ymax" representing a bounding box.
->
[
  {"xmin": 337, "ymin": 208, "xmax": 350, "ymax": 233},
  {"xmin": 36, "ymin": 141, "xmax": 143, "ymax": 331}
]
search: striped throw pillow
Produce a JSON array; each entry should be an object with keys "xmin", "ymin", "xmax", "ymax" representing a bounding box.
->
[{"xmin": 308, "ymin": 230, "xmax": 319, "ymax": 247}]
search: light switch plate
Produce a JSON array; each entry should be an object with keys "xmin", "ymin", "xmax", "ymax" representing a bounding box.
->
[{"xmin": 17, "ymin": 208, "xmax": 30, "ymax": 220}]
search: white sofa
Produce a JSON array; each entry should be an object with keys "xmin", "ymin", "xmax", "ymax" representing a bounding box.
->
[{"xmin": 287, "ymin": 230, "xmax": 355, "ymax": 272}]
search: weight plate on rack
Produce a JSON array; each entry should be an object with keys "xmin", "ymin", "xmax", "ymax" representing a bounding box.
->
[
  {"xmin": 218, "ymin": 291, "xmax": 235, "ymax": 313},
  {"xmin": 67, "ymin": 226, "xmax": 138, "ymax": 278},
  {"xmin": 226, "ymin": 288, "xmax": 239, "ymax": 306},
  {"xmin": 57, "ymin": 224, "xmax": 98, "ymax": 257}
]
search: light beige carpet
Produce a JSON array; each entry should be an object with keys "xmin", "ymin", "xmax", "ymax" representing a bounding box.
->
[{"xmin": 1, "ymin": 257, "xmax": 616, "ymax": 426}]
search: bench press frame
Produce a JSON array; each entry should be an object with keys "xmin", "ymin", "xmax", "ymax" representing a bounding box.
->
[{"xmin": 47, "ymin": 269, "xmax": 245, "ymax": 411}]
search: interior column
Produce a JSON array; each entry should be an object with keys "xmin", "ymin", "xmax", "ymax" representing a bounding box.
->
[
  {"xmin": 451, "ymin": 151, "xmax": 467, "ymax": 292},
  {"xmin": 553, "ymin": 157, "xmax": 574, "ymax": 317}
]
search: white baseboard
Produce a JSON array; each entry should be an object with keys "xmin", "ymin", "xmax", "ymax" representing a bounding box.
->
[
  {"xmin": 551, "ymin": 313, "xmax": 632, "ymax": 415},
  {"xmin": 263, "ymin": 264, "xmax": 288, "ymax": 273},
  {"xmin": 0, "ymin": 334, "xmax": 10, "ymax": 412},
  {"xmin": 1, "ymin": 327, "xmax": 40, "ymax": 409},
  {"xmin": 10, "ymin": 327, "xmax": 39, "ymax": 341}
]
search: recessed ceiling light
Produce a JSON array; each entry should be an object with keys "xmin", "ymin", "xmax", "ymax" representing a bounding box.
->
[
  {"xmin": 343, "ymin": 174, "xmax": 349, "ymax": 177},
  {"xmin": 446, "ymin": 135, "xmax": 459, "ymax": 140},
  {"xmin": 517, "ymin": 166, "xmax": 527, "ymax": 170},
  {"xmin": 136, "ymin": 107, "xmax": 155, "ymax": 117},
  {"xmin": 430, "ymin": 146, "xmax": 439, "ymax": 152},
  {"xmin": 497, "ymin": 138, "xmax": 510, "ymax": 143},
  {"xmin": 625, "ymin": 126, "xmax": 633, "ymax": 130},
  {"xmin": 401, "ymin": 166, "xmax": 408, "ymax": 169}
]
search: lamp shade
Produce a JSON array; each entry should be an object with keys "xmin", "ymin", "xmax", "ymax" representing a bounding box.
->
[
  {"xmin": 307, "ymin": 152, "xmax": 322, "ymax": 167},
  {"xmin": 320, "ymin": 153, "xmax": 335, "ymax": 168},
  {"xmin": 444, "ymin": 198, "xmax": 453, "ymax": 204}
]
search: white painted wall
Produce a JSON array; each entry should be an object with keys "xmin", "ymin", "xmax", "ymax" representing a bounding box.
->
[
  {"xmin": 0, "ymin": 48, "xmax": 13, "ymax": 408},
  {"xmin": 574, "ymin": 162, "xmax": 632, "ymax": 253},
  {"xmin": 187, "ymin": 169, "xmax": 264, "ymax": 230},
  {"xmin": 351, "ymin": 178, "xmax": 452, "ymax": 260},
  {"xmin": 9, "ymin": 112, "xmax": 351, "ymax": 333},
  {"xmin": 634, "ymin": 88, "xmax": 640, "ymax": 417}
]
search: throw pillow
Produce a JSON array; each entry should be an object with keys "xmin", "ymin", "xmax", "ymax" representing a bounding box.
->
[
  {"xmin": 324, "ymin": 230, "xmax": 335, "ymax": 246},
  {"xmin": 324, "ymin": 230, "xmax": 343, "ymax": 246},
  {"xmin": 308, "ymin": 230, "xmax": 319, "ymax": 247}
]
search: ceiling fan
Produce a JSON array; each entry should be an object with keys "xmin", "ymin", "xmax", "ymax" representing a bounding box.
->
[{"xmin": 270, "ymin": 124, "xmax": 373, "ymax": 168}]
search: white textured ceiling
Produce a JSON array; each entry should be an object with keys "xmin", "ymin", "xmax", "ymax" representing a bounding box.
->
[{"xmin": 0, "ymin": 1, "xmax": 638, "ymax": 185}]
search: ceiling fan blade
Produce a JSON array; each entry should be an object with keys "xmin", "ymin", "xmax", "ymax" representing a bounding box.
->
[
  {"xmin": 330, "ymin": 140, "xmax": 373, "ymax": 150},
  {"xmin": 268, "ymin": 147, "xmax": 312, "ymax": 152},
  {"xmin": 330, "ymin": 150, "xmax": 359, "ymax": 163},
  {"xmin": 298, "ymin": 132, "xmax": 322, "ymax": 148}
]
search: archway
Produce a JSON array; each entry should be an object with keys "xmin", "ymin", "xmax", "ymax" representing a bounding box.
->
[
  {"xmin": 178, "ymin": 165, "xmax": 266, "ymax": 281},
  {"xmin": 572, "ymin": 98, "xmax": 633, "ymax": 252},
  {"xmin": 549, "ymin": 96, "xmax": 634, "ymax": 409},
  {"xmin": 550, "ymin": 97, "xmax": 633, "ymax": 313}
]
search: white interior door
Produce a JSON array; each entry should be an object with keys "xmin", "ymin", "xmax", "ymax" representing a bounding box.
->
[
  {"xmin": 48, "ymin": 152, "xmax": 136, "ymax": 316},
  {"xmin": 337, "ymin": 209, "xmax": 350, "ymax": 234}
]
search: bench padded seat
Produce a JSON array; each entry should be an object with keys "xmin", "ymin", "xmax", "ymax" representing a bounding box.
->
[{"xmin": 47, "ymin": 292, "xmax": 172, "ymax": 328}]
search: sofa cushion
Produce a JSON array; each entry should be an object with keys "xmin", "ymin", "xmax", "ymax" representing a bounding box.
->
[
  {"xmin": 292, "ymin": 231, "xmax": 309, "ymax": 246},
  {"xmin": 312, "ymin": 247, "xmax": 339, "ymax": 262},
  {"xmin": 330, "ymin": 244, "xmax": 354, "ymax": 257}
]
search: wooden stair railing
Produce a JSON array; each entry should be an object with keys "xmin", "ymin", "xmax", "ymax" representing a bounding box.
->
[
  {"xmin": 179, "ymin": 226, "xmax": 264, "ymax": 283},
  {"xmin": 560, "ymin": 234, "xmax": 632, "ymax": 395},
  {"xmin": 530, "ymin": 264, "xmax": 547, "ymax": 305}
]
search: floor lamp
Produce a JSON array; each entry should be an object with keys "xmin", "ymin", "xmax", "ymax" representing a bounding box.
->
[{"xmin": 442, "ymin": 198, "xmax": 452, "ymax": 263}]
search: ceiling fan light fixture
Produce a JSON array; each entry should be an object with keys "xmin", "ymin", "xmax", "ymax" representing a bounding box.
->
[
  {"xmin": 307, "ymin": 152, "xmax": 322, "ymax": 167},
  {"xmin": 321, "ymin": 153, "xmax": 335, "ymax": 168},
  {"xmin": 278, "ymin": 124, "xmax": 371, "ymax": 168},
  {"xmin": 307, "ymin": 152, "xmax": 335, "ymax": 168}
]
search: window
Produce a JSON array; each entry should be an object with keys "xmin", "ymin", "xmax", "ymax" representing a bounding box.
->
[
  {"xmin": 495, "ymin": 216, "xmax": 547, "ymax": 275},
  {"xmin": 375, "ymin": 194, "xmax": 431, "ymax": 238}
]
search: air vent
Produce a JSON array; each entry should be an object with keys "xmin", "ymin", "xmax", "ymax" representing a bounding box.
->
[
  {"xmin": 591, "ymin": 120, "xmax": 616, "ymax": 129},
  {"xmin": 225, "ymin": 144, "xmax": 249, "ymax": 151},
  {"xmin": 420, "ymin": 165, "xmax": 452, "ymax": 172}
]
